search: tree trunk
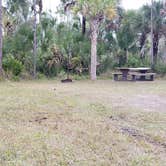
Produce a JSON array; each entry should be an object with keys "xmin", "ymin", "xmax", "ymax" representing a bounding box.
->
[
  {"xmin": 0, "ymin": 0, "xmax": 3, "ymax": 76},
  {"xmin": 140, "ymin": 32, "xmax": 147, "ymax": 59},
  {"xmin": 150, "ymin": 0, "xmax": 154, "ymax": 69},
  {"xmin": 82, "ymin": 16, "xmax": 86, "ymax": 35},
  {"xmin": 33, "ymin": 0, "xmax": 37, "ymax": 78},
  {"xmin": 38, "ymin": 0, "xmax": 43, "ymax": 24},
  {"xmin": 90, "ymin": 19, "xmax": 98, "ymax": 80},
  {"xmin": 153, "ymin": 32, "xmax": 159, "ymax": 65}
]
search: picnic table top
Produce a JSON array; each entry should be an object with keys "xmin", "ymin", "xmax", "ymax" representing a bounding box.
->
[
  {"xmin": 116, "ymin": 67, "xmax": 151, "ymax": 71},
  {"xmin": 116, "ymin": 67, "xmax": 130, "ymax": 70},
  {"xmin": 129, "ymin": 67, "xmax": 151, "ymax": 71}
]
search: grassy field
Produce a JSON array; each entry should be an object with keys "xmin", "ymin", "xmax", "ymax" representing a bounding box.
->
[{"xmin": 0, "ymin": 80, "xmax": 166, "ymax": 166}]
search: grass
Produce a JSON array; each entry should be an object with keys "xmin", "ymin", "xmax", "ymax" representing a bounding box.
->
[{"xmin": 0, "ymin": 79, "xmax": 165, "ymax": 166}]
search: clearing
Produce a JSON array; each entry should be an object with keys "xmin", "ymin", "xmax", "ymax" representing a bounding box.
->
[{"xmin": 0, "ymin": 80, "xmax": 166, "ymax": 166}]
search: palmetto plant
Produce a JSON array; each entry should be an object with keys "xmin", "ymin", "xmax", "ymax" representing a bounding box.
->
[{"xmin": 47, "ymin": 45, "xmax": 63, "ymax": 70}]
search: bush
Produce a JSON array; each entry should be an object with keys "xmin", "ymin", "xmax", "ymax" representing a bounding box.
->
[
  {"xmin": 36, "ymin": 73, "xmax": 46, "ymax": 79},
  {"xmin": 154, "ymin": 63, "xmax": 166, "ymax": 75},
  {"xmin": 97, "ymin": 54, "xmax": 118, "ymax": 74},
  {"xmin": 126, "ymin": 54, "xmax": 150, "ymax": 67},
  {"xmin": 3, "ymin": 55, "xmax": 24, "ymax": 76},
  {"xmin": 126, "ymin": 55, "xmax": 140, "ymax": 67}
]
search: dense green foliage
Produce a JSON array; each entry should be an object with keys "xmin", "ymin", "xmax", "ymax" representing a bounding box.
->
[
  {"xmin": 3, "ymin": 55, "xmax": 23, "ymax": 76},
  {"xmin": 1, "ymin": 0, "xmax": 166, "ymax": 79}
]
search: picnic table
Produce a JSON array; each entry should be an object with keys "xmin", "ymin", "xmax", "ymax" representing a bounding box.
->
[{"xmin": 113, "ymin": 67, "xmax": 155, "ymax": 81}]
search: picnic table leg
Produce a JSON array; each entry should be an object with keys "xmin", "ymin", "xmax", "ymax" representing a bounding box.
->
[
  {"xmin": 150, "ymin": 75, "xmax": 154, "ymax": 81},
  {"xmin": 122, "ymin": 72, "xmax": 128, "ymax": 81},
  {"xmin": 132, "ymin": 75, "xmax": 136, "ymax": 81},
  {"xmin": 139, "ymin": 71, "xmax": 146, "ymax": 81},
  {"xmin": 114, "ymin": 74, "xmax": 118, "ymax": 81},
  {"xmin": 122, "ymin": 74, "xmax": 127, "ymax": 81}
]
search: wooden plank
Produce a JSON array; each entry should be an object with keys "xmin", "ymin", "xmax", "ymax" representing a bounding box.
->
[
  {"xmin": 129, "ymin": 67, "xmax": 151, "ymax": 71},
  {"xmin": 130, "ymin": 73, "xmax": 156, "ymax": 76}
]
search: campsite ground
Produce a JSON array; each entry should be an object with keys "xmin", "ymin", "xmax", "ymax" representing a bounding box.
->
[{"xmin": 0, "ymin": 79, "xmax": 166, "ymax": 166}]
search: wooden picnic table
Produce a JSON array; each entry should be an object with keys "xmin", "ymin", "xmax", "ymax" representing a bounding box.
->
[{"xmin": 113, "ymin": 67, "xmax": 155, "ymax": 81}]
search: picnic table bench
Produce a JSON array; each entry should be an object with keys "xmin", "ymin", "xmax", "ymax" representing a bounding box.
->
[
  {"xmin": 130, "ymin": 72, "xmax": 156, "ymax": 81},
  {"xmin": 113, "ymin": 72, "xmax": 123, "ymax": 81}
]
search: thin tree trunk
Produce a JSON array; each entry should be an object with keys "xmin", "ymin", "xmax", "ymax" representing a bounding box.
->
[
  {"xmin": 82, "ymin": 16, "xmax": 86, "ymax": 35},
  {"xmin": 153, "ymin": 32, "xmax": 159, "ymax": 65},
  {"xmin": 33, "ymin": 0, "xmax": 37, "ymax": 78},
  {"xmin": 140, "ymin": 32, "xmax": 146, "ymax": 51},
  {"xmin": 150, "ymin": 0, "xmax": 154, "ymax": 69},
  {"xmin": 90, "ymin": 19, "xmax": 98, "ymax": 80},
  {"xmin": 126, "ymin": 49, "xmax": 128, "ymax": 63},
  {"xmin": 0, "ymin": 0, "xmax": 3, "ymax": 76},
  {"xmin": 38, "ymin": 0, "xmax": 43, "ymax": 20}
]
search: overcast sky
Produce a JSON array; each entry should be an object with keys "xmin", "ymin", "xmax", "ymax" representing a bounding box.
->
[
  {"xmin": 122, "ymin": 0, "xmax": 150, "ymax": 9},
  {"xmin": 43, "ymin": 0, "xmax": 151, "ymax": 12}
]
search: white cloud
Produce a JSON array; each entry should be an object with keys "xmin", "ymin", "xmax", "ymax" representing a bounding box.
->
[{"xmin": 43, "ymin": 0, "xmax": 61, "ymax": 12}]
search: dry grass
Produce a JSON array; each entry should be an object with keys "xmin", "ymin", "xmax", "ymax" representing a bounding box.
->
[{"xmin": 0, "ymin": 79, "xmax": 166, "ymax": 166}]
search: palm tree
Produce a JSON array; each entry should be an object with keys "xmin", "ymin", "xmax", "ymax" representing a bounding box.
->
[
  {"xmin": 136, "ymin": 1, "xmax": 164, "ymax": 66},
  {"xmin": 75, "ymin": 0, "xmax": 117, "ymax": 80}
]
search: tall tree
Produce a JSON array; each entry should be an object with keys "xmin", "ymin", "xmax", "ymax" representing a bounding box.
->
[
  {"xmin": 150, "ymin": 1, "xmax": 163, "ymax": 65},
  {"xmin": 36, "ymin": 0, "xmax": 43, "ymax": 21},
  {"xmin": 33, "ymin": 0, "xmax": 37, "ymax": 78},
  {"xmin": 75, "ymin": 0, "xmax": 117, "ymax": 80},
  {"xmin": 0, "ymin": 0, "xmax": 2, "ymax": 76},
  {"xmin": 138, "ymin": 1, "xmax": 164, "ymax": 66}
]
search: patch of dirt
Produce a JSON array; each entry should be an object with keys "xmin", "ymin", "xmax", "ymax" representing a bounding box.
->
[
  {"xmin": 29, "ymin": 117, "xmax": 48, "ymax": 124},
  {"xmin": 128, "ymin": 94, "xmax": 166, "ymax": 112}
]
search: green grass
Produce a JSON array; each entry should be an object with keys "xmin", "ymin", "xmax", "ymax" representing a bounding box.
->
[{"xmin": 0, "ymin": 80, "xmax": 166, "ymax": 166}]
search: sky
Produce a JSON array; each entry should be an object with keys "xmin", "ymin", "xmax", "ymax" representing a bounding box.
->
[
  {"xmin": 122, "ymin": 0, "xmax": 150, "ymax": 9},
  {"xmin": 43, "ymin": 0, "xmax": 152, "ymax": 13}
]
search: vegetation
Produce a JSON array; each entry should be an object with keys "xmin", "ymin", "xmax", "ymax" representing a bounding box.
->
[{"xmin": 0, "ymin": 0, "xmax": 165, "ymax": 80}]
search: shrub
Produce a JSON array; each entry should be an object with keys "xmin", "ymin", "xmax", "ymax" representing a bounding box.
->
[
  {"xmin": 154, "ymin": 63, "xmax": 166, "ymax": 75},
  {"xmin": 127, "ymin": 55, "xmax": 140, "ymax": 67},
  {"xmin": 97, "ymin": 54, "xmax": 118, "ymax": 74},
  {"xmin": 3, "ymin": 55, "xmax": 24, "ymax": 76},
  {"xmin": 126, "ymin": 54, "xmax": 150, "ymax": 67}
]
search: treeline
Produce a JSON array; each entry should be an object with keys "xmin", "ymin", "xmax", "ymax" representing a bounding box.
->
[{"xmin": 0, "ymin": 0, "xmax": 166, "ymax": 80}]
